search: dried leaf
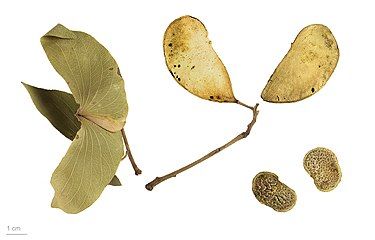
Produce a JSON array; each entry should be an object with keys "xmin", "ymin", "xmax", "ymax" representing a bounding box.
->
[
  {"xmin": 164, "ymin": 16, "xmax": 236, "ymax": 103},
  {"xmin": 22, "ymin": 82, "xmax": 80, "ymax": 140},
  {"xmin": 34, "ymin": 24, "xmax": 129, "ymax": 213},
  {"xmin": 108, "ymin": 175, "xmax": 122, "ymax": 186},
  {"xmin": 261, "ymin": 24, "xmax": 339, "ymax": 103},
  {"xmin": 51, "ymin": 118, "xmax": 123, "ymax": 213},
  {"xmin": 41, "ymin": 24, "xmax": 128, "ymax": 132},
  {"xmin": 23, "ymin": 84, "xmax": 122, "ymax": 187}
]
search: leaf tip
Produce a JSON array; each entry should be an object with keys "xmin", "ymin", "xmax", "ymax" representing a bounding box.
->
[
  {"xmin": 51, "ymin": 195, "xmax": 59, "ymax": 208},
  {"xmin": 109, "ymin": 175, "xmax": 122, "ymax": 186},
  {"xmin": 21, "ymin": 82, "xmax": 34, "ymax": 95},
  {"xmin": 42, "ymin": 23, "xmax": 76, "ymax": 41},
  {"xmin": 21, "ymin": 81, "xmax": 30, "ymax": 89}
]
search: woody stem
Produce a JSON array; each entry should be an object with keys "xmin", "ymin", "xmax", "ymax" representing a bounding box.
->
[
  {"xmin": 121, "ymin": 128, "xmax": 142, "ymax": 175},
  {"xmin": 145, "ymin": 102, "xmax": 259, "ymax": 190}
]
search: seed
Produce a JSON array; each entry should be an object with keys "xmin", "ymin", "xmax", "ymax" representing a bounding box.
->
[
  {"xmin": 252, "ymin": 171, "xmax": 297, "ymax": 212},
  {"xmin": 303, "ymin": 147, "xmax": 341, "ymax": 192}
]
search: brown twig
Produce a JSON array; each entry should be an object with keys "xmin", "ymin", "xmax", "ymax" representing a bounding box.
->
[
  {"xmin": 236, "ymin": 100, "xmax": 255, "ymax": 110},
  {"xmin": 145, "ymin": 102, "xmax": 259, "ymax": 191},
  {"xmin": 121, "ymin": 128, "xmax": 142, "ymax": 175}
]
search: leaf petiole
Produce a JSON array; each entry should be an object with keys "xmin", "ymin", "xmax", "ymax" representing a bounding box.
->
[{"xmin": 121, "ymin": 128, "xmax": 142, "ymax": 175}]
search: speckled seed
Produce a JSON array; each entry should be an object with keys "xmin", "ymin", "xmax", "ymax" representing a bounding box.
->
[
  {"xmin": 303, "ymin": 147, "xmax": 341, "ymax": 192},
  {"xmin": 252, "ymin": 172, "xmax": 297, "ymax": 212}
]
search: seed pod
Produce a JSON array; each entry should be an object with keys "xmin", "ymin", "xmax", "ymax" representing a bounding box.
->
[
  {"xmin": 261, "ymin": 24, "xmax": 339, "ymax": 103},
  {"xmin": 252, "ymin": 172, "xmax": 297, "ymax": 212},
  {"xmin": 163, "ymin": 15, "xmax": 236, "ymax": 103},
  {"xmin": 303, "ymin": 147, "xmax": 342, "ymax": 192}
]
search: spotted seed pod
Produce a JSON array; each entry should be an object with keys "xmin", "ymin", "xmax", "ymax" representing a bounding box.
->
[
  {"xmin": 163, "ymin": 15, "xmax": 236, "ymax": 103},
  {"xmin": 252, "ymin": 172, "xmax": 297, "ymax": 212},
  {"xmin": 303, "ymin": 147, "xmax": 341, "ymax": 192},
  {"xmin": 261, "ymin": 24, "xmax": 339, "ymax": 103}
]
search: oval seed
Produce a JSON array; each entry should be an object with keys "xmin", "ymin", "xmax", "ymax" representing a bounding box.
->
[
  {"xmin": 252, "ymin": 171, "xmax": 297, "ymax": 212},
  {"xmin": 303, "ymin": 147, "xmax": 341, "ymax": 191}
]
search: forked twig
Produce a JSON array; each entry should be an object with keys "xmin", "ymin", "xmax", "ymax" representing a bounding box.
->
[{"xmin": 145, "ymin": 102, "xmax": 259, "ymax": 190}]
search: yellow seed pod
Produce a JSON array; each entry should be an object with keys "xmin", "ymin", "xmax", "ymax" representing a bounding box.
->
[
  {"xmin": 303, "ymin": 147, "xmax": 342, "ymax": 192},
  {"xmin": 252, "ymin": 172, "xmax": 297, "ymax": 212},
  {"xmin": 163, "ymin": 15, "xmax": 236, "ymax": 103},
  {"xmin": 261, "ymin": 24, "xmax": 339, "ymax": 103}
]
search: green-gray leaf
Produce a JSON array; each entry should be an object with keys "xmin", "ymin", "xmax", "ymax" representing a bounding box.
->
[
  {"xmin": 23, "ymin": 82, "xmax": 122, "ymax": 187},
  {"xmin": 26, "ymin": 24, "xmax": 130, "ymax": 213},
  {"xmin": 109, "ymin": 175, "xmax": 122, "ymax": 186},
  {"xmin": 22, "ymin": 82, "xmax": 80, "ymax": 140},
  {"xmin": 51, "ymin": 118, "xmax": 124, "ymax": 213},
  {"xmin": 40, "ymin": 24, "xmax": 128, "ymax": 132}
]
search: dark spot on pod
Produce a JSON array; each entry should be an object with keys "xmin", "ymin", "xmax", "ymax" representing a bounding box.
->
[
  {"xmin": 318, "ymin": 65, "xmax": 321, "ymax": 68},
  {"xmin": 178, "ymin": 77, "xmax": 181, "ymax": 81},
  {"xmin": 216, "ymin": 96, "xmax": 221, "ymax": 100},
  {"xmin": 178, "ymin": 64, "xmax": 181, "ymax": 68},
  {"xmin": 191, "ymin": 65, "xmax": 195, "ymax": 70},
  {"xmin": 169, "ymin": 69, "xmax": 174, "ymax": 77},
  {"xmin": 174, "ymin": 65, "xmax": 176, "ymax": 68},
  {"xmin": 210, "ymin": 96, "xmax": 214, "ymax": 100},
  {"xmin": 117, "ymin": 68, "xmax": 122, "ymax": 77},
  {"xmin": 325, "ymin": 38, "xmax": 333, "ymax": 48},
  {"xmin": 277, "ymin": 96, "xmax": 280, "ymax": 101},
  {"xmin": 109, "ymin": 67, "xmax": 114, "ymax": 70},
  {"xmin": 311, "ymin": 88, "xmax": 315, "ymax": 93},
  {"xmin": 168, "ymin": 43, "xmax": 172, "ymax": 47}
]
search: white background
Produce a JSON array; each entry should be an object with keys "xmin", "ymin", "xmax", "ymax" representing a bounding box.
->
[{"xmin": 0, "ymin": 0, "xmax": 374, "ymax": 239}]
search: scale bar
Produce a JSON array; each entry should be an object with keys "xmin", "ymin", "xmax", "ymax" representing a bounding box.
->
[{"xmin": 6, "ymin": 233, "xmax": 28, "ymax": 235}]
